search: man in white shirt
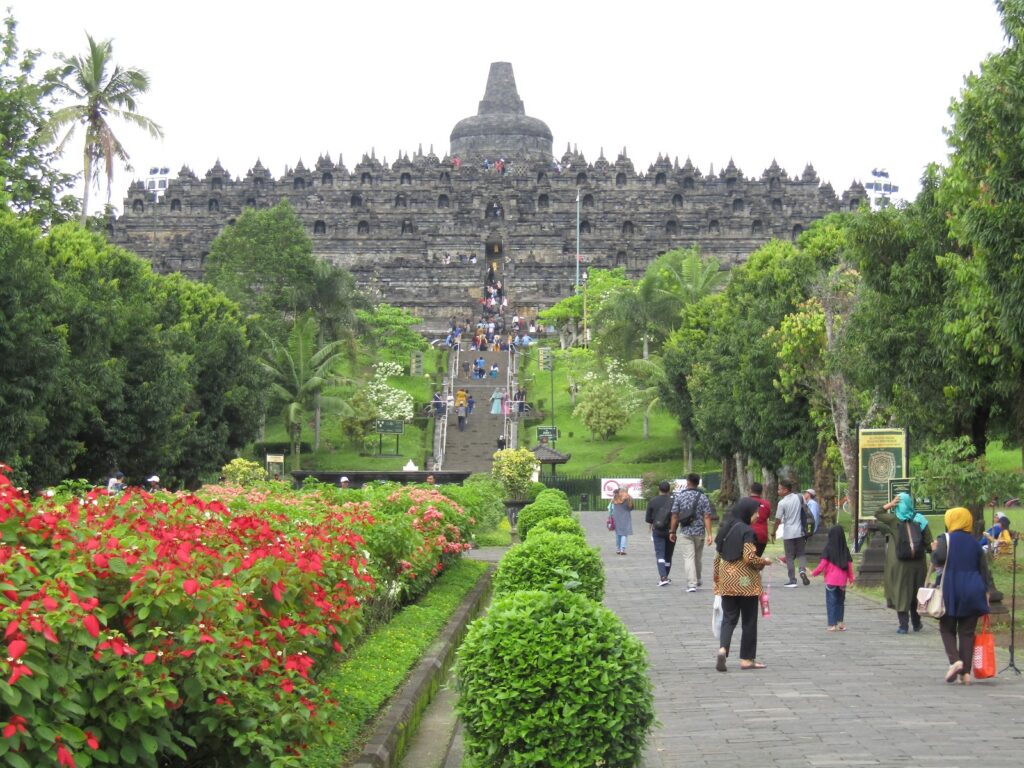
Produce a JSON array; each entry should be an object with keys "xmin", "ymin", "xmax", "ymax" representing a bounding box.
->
[{"xmin": 771, "ymin": 478, "xmax": 808, "ymax": 587}]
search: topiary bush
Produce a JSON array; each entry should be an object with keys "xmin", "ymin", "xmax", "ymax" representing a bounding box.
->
[
  {"xmin": 534, "ymin": 487, "xmax": 569, "ymax": 505},
  {"xmin": 456, "ymin": 590, "xmax": 654, "ymax": 768},
  {"xmin": 527, "ymin": 514, "xmax": 586, "ymax": 540},
  {"xmin": 492, "ymin": 531, "xmax": 604, "ymax": 601},
  {"xmin": 221, "ymin": 457, "xmax": 267, "ymax": 486},
  {"xmin": 516, "ymin": 496, "xmax": 573, "ymax": 540}
]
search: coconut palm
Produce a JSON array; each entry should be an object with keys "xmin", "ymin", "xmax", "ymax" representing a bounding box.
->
[
  {"xmin": 46, "ymin": 34, "xmax": 163, "ymax": 224},
  {"xmin": 262, "ymin": 314, "xmax": 352, "ymax": 471}
]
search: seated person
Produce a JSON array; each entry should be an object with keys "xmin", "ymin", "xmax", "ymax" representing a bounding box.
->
[{"xmin": 985, "ymin": 512, "xmax": 1013, "ymax": 555}]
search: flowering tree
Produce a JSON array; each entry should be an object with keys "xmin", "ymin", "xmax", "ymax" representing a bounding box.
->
[{"xmin": 365, "ymin": 361, "xmax": 414, "ymax": 421}]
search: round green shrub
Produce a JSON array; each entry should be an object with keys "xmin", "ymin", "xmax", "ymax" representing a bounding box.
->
[
  {"xmin": 441, "ymin": 474, "xmax": 504, "ymax": 532},
  {"xmin": 528, "ymin": 514, "xmax": 585, "ymax": 540},
  {"xmin": 493, "ymin": 531, "xmax": 604, "ymax": 601},
  {"xmin": 517, "ymin": 496, "xmax": 572, "ymax": 539},
  {"xmin": 456, "ymin": 590, "xmax": 654, "ymax": 768},
  {"xmin": 535, "ymin": 487, "xmax": 569, "ymax": 505}
]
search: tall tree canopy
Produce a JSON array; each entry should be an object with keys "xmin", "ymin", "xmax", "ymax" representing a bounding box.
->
[
  {"xmin": 944, "ymin": 0, "xmax": 1024, "ymax": 359},
  {"xmin": 0, "ymin": 13, "xmax": 77, "ymax": 226},
  {"xmin": 0, "ymin": 211, "xmax": 263, "ymax": 489}
]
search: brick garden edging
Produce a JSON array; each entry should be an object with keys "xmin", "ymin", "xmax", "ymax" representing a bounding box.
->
[{"xmin": 349, "ymin": 565, "xmax": 494, "ymax": 768}]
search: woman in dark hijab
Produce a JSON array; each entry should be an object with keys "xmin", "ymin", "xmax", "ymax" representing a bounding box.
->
[{"xmin": 713, "ymin": 498, "xmax": 773, "ymax": 671}]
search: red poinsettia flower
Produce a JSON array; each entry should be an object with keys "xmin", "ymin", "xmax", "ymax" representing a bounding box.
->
[
  {"xmin": 56, "ymin": 741, "xmax": 75, "ymax": 767},
  {"xmin": 2, "ymin": 714, "xmax": 28, "ymax": 738}
]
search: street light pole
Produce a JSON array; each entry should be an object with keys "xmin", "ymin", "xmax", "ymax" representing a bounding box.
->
[
  {"xmin": 582, "ymin": 270, "xmax": 589, "ymax": 348},
  {"xmin": 575, "ymin": 188, "xmax": 581, "ymax": 290}
]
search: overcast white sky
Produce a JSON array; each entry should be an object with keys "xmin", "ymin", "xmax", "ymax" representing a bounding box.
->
[{"xmin": 9, "ymin": 0, "xmax": 1007, "ymax": 214}]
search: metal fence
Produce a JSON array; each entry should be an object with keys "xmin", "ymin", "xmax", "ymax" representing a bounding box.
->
[{"xmin": 540, "ymin": 471, "xmax": 722, "ymax": 511}]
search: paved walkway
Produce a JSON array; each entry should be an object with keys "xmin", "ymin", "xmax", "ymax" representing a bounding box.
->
[{"xmin": 587, "ymin": 510, "xmax": 1024, "ymax": 768}]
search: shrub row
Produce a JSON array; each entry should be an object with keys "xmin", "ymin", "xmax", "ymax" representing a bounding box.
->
[
  {"xmin": 0, "ymin": 470, "xmax": 476, "ymax": 767},
  {"xmin": 456, "ymin": 487, "xmax": 654, "ymax": 767}
]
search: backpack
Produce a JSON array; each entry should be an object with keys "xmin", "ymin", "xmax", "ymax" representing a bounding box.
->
[
  {"xmin": 798, "ymin": 500, "xmax": 815, "ymax": 539},
  {"xmin": 649, "ymin": 497, "xmax": 673, "ymax": 533},
  {"xmin": 895, "ymin": 520, "xmax": 925, "ymax": 561},
  {"xmin": 675, "ymin": 489, "xmax": 701, "ymax": 528}
]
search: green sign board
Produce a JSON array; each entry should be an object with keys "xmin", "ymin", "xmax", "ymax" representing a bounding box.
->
[
  {"xmin": 537, "ymin": 426, "xmax": 559, "ymax": 441},
  {"xmin": 376, "ymin": 419, "xmax": 405, "ymax": 434},
  {"xmin": 859, "ymin": 428, "xmax": 908, "ymax": 519},
  {"xmin": 887, "ymin": 478, "xmax": 934, "ymax": 513}
]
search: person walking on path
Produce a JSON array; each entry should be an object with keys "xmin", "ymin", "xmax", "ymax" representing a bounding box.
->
[
  {"xmin": 671, "ymin": 475, "xmax": 712, "ymax": 593},
  {"xmin": 811, "ymin": 525, "xmax": 855, "ymax": 631},
  {"xmin": 456, "ymin": 403, "xmax": 467, "ymax": 431},
  {"xmin": 646, "ymin": 481, "xmax": 676, "ymax": 585},
  {"xmin": 489, "ymin": 388, "xmax": 503, "ymax": 415},
  {"xmin": 749, "ymin": 482, "xmax": 772, "ymax": 557},
  {"xmin": 714, "ymin": 498, "xmax": 772, "ymax": 671},
  {"xmin": 804, "ymin": 488, "xmax": 821, "ymax": 534},
  {"xmin": 932, "ymin": 506, "xmax": 994, "ymax": 684},
  {"xmin": 772, "ymin": 478, "xmax": 809, "ymax": 587},
  {"xmin": 669, "ymin": 474, "xmax": 714, "ymax": 592},
  {"xmin": 876, "ymin": 492, "xmax": 934, "ymax": 633},
  {"xmin": 609, "ymin": 488, "xmax": 635, "ymax": 555}
]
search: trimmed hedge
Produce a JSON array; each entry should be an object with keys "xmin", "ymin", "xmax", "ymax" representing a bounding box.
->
[
  {"xmin": 456, "ymin": 590, "xmax": 654, "ymax": 768},
  {"xmin": 528, "ymin": 514, "xmax": 586, "ymax": 540},
  {"xmin": 492, "ymin": 531, "xmax": 604, "ymax": 601},
  {"xmin": 516, "ymin": 496, "xmax": 573, "ymax": 540}
]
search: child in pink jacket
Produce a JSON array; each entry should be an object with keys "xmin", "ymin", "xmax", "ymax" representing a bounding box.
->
[{"xmin": 811, "ymin": 525, "xmax": 855, "ymax": 630}]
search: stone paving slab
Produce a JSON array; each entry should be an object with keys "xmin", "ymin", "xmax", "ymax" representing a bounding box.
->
[{"xmin": 582, "ymin": 510, "xmax": 1024, "ymax": 768}]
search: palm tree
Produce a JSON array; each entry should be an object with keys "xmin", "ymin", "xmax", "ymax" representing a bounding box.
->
[
  {"xmin": 262, "ymin": 315, "xmax": 352, "ymax": 471},
  {"xmin": 648, "ymin": 247, "xmax": 729, "ymax": 312},
  {"xmin": 46, "ymin": 34, "xmax": 163, "ymax": 224}
]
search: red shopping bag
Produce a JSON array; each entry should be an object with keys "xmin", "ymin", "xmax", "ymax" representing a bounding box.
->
[{"xmin": 972, "ymin": 614, "xmax": 996, "ymax": 679}]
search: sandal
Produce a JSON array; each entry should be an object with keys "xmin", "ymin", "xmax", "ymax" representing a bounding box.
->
[
  {"xmin": 837, "ymin": 624, "xmax": 847, "ymax": 631},
  {"xmin": 827, "ymin": 626, "xmax": 837, "ymax": 631},
  {"xmin": 945, "ymin": 660, "xmax": 964, "ymax": 683},
  {"xmin": 716, "ymin": 652, "xmax": 727, "ymax": 672},
  {"xmin": 740, "ymin": 661, "xmax": 767, "ymax": 670}
]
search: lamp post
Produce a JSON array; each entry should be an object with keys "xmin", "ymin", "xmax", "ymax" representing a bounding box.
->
[
  {"xmin": 575, "ymin": 188, "xmax": 581, "ymax": 290},
  {"xmin": 582, "ymin": 269, "xmax": 589, "ymax": 348},
  {"xmin": 865, "ymin": 168, "xmax": 899, "ymax": 209}
]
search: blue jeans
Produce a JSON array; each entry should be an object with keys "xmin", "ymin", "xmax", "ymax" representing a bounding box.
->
[
  {"xmin": 825, "ymin": 585, "xmax": 846, "ymax": 626},
  {"xmin": 652, "ymin": 532, "xmax": 675, "ymax": 580},
  {"xmin": 616, "ymin": 534, "xmax": 628, "ymax": 551}
]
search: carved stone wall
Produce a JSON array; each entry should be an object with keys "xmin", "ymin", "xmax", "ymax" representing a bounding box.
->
[{"xmin": 108, "ymin": 63, "xmax": 866, "ymax": 332}]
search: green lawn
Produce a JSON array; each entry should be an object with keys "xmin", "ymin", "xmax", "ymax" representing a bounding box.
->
[
  {"xmin": 253, "ymin": 351, "xmax": 445, "ymax": 471},
  {"xmin": 517, "ymin": 344, "xmax": 711, "ymax": 478}
]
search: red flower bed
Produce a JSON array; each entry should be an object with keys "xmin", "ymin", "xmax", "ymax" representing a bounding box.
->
[{"xmin": 0, "ymin": 468, "xmax": 471, "ymax": 766}]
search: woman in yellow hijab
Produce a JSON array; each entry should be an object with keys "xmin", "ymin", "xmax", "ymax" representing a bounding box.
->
[{"xmin": 932, "ymin": 506, "xmax": 993, "ymax": 684}]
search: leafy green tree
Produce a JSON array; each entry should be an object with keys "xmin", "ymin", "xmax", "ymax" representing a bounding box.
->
[
  {"xmin": 0, "ymin": 210, "xmax": 70, "ymax": 485},
  {"xmin": 152, "ymin": 274, "xmax": 265, "ymax": 486},
  {"xmin": 46, "ymin": 33, "xmax": 162, "ymax": 224},
  {"xmin": 491, "ymin": 448, "xmax": 540, "ymax": 500},
  {"xmin": 203, "ymin": 201, "xmax": 318, "ymax": 336},
  {"xmin": 262, "ymin": 314, "xmax": 352, "ymax": 470},
  {"xmin": 537, "ymin": 267, "xmax": 631, "ymax": 348},
  {"xmin": 0, "ymin": 13, "xmax": 77, "ymax": 227},
  {"xmin": 943, "ymin": 0, "xmax": 1024, "ymax": 359},
  {"xmin": 355, "ymin": 303, "xmax": 429, "ymax": 364}
]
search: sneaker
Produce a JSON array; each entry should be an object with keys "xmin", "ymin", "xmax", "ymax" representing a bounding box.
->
[
  {"xmin": 686, "ymin": 586, "xmax": 697, "ymax": 593},
  {"xmin": 658, "ymin": 579, "xmax": 670, "ymax": 587},
  {"xmin": 897, "ymin": 627, "xmax": 909, "ymax": 635},
  {"xmin": 800, "ymin": 572, "xmax": 810, "ymax": 586},
  {"xmin": 783, "ymin": 581, "xmax": 798, "ymax": 588},
  {"xmin": 912, "ymin": 624, "xmax": 923, "ymax": 632}
]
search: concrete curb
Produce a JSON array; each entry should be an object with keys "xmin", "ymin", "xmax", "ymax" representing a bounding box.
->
[{"xmin": 349, "ymin": 564, "xmax": 494, "ymax": 768}]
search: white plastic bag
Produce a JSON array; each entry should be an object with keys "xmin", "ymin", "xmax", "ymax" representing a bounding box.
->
[{"xmin": 711, "ymin": 594, "xmax": 723, "ymax": 639}]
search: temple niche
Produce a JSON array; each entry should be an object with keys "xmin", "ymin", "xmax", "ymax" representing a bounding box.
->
[{"xmin": 111, "ymin": 61, "xmax": 862, "ymax": 332}]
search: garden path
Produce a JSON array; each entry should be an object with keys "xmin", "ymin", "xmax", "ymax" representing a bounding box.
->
[{"xmin": 594, "ymin": 510, "xmax": 1024, "ymax": 767}]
